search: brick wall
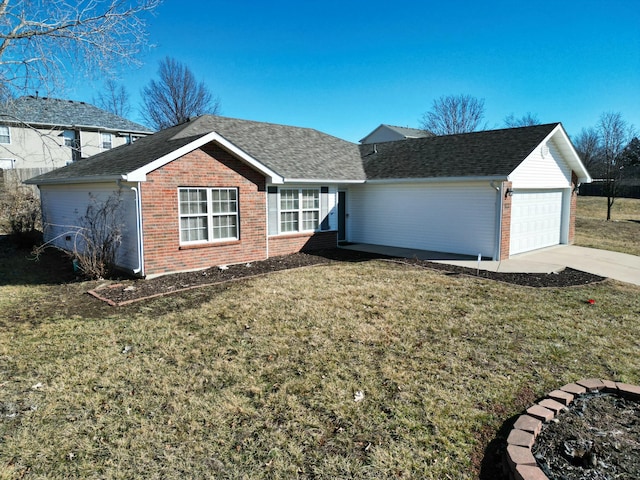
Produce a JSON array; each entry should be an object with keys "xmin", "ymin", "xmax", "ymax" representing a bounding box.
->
[
  {"xmin": 499, "ymin": 181, "xmax": 513, "ymax": 260},
  {"xmin": 568, "ymin": 171, "xmax": 578, "ymax": 244},
  {"xmin": 268, "ymin": 231, "xmax": 337, "ymax": 257},
  {"xmin": 140, "ymin": 144, "xmax": 268, "ymax": 276}
]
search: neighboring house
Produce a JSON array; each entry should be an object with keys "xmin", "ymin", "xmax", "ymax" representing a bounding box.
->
[
  {"xmin": 360, "ymin": 124, "xmax": 433, "ymax": 144},
  {"xmin": 26, "ymin": 116, "xmax": 591, "ymax": 278},
  {"xmin": 0, "ymin": 95, "xmax": 153, "ymax": 171}
]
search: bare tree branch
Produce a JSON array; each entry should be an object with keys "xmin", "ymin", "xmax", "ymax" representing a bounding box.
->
[
  {"xmin": 503, "ymin": 112, "xmax": 540, "ymax": 128},
  {"xmin": 94, "ymin": 79, "xmax": 130, "ymax": 117},
  {"xmin": 419, "ymin": 94, "xmax": 485, "ymax": 135},
  {"xmin": 141, "ymin": 56, "xmax": 221, "ymax": 130},
  {"xmin": 0, "ymin": 0, "xmax": 161, "ymax": 95}
]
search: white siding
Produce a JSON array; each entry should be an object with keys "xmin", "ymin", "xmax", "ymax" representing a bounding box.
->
[
  {"xmin": 509, "ymin": 139, "xmax": 572, "ymax": 189},
  {"xmin": 348, "ymin": 182, "xmax": 498, "ymax": 258},
  {"xmin": 40, "ymin": 183, "xmax": 140, "ymax": 273}
]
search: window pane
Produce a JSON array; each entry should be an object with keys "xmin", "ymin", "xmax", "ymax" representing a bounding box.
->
[
  {"xmin": 280, "ymin": 211, "xmax": 298, "ymax": 232},
  {"xmin": 302, "ymin": 210, "xmax": 319, "ymax": 231},
  {"xmin": 280, "ymin": 189, "xmax": 298, "ymax": 210},
  {"xmin": 212, "ymin": 215, "xmax": 237, "ymax": 239},
  {"xmin": 180, "ymin": 217, "xmax": 208, "ymax": 242},
  {"xmin": 180, "ymin": 188, "xmax": 207, "ymax": 215},
  {"xmin": 302, "ymin": 189, "xmax": 319, "ymax": 209},
  {"xmin": 0, "ymin": 126, "xmax": 10, "ymax": 144}
]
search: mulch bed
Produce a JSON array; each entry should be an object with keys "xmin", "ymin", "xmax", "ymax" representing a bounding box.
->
[
  {"xmin": 89, "ymin": 248, "xmax": 606, "ymax": 306},
  {"xmin": 532, "ymin": 392, "xmax": 640, "ymax": 479}
]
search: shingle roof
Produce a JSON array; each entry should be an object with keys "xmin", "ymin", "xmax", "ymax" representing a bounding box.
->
[
  {"xmin": 0, "ymin": 96, "xmax": 152, "ymax": 133},
  {"xmin": 360, "ymin": 123, "xmax": 561, "ymax": 180},
  {"xmin": 26, "ymin": 115, "xmax": 367, "ymax": 184}
]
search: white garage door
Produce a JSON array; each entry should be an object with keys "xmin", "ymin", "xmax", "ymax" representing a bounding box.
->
[{"xmin": 510, "ymin": 190, "xmax": 563, "ymax": 255}]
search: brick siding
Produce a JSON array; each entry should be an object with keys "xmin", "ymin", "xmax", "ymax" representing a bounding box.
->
[
  {"xmin": 499, "ymin": 181, "xmax": 512, "ymax": 260},
  {"xmin": 568, "ymin": 171, "xmax": 578, "ymax": 244},
  {"xmin": 140, "ymin": 144, "xmax": 268, "ymax": 276},
  {"xmin": 139, "ymin": 143, "xmax": 338, "ymax": 276},
  {"xmin": 268, "ymin": 231, "xmax": 337, "ymax": 257}
]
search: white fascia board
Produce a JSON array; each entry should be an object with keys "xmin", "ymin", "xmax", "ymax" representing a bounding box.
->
[
  {"xmin": 544, "ymin": 124, "xmax": 592, "ymax": 184},
  {"xmin": 124, "ymin": 131, "xmax": 284, "ymax": 184},
  {"xmin": 365, "ymin": 175, "xmax": 507, "ymax": 184},
  {"xmin": 284, "ymin": 178, "xmax": 366, "ymax": 184}
]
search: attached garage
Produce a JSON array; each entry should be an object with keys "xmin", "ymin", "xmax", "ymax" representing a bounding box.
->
[
  {"xmin": 509, "ymin": 190, "xmax": 564, "ymax": 255},
  {"xmin": 354, "ymin": 122, "xmax": 591, "ymax": 261},
  {"xmin": 349, "ymin": 181, "xmax": 498, "ymax": 258}
]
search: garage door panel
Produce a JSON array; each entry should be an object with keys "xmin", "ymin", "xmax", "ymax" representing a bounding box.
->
[
  {"xmin": 510, "ymin": 190, "xmax": 562, "ymax": 255},
  {"xmin": 349, "ymin": 183, "xmax": 497, "ymax": 257}
]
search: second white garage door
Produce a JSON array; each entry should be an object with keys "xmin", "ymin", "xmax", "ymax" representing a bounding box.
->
[{"xmin": 510, "ymin": 190, "xmax": 563, "ymax": 255}]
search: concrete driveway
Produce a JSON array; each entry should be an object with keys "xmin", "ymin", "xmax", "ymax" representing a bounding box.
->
[
  {"xmin": 435, "ymin": 245, "xmax": 640, "ymax": 286},
  {"xmin": 341, "ymin": 243, "xmax": 640, "ymax": 286}
]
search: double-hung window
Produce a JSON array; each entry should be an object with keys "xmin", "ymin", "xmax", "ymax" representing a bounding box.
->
[
  {"xmin": 279, "ymin": 188, "xmax": 320, "ymax": 233},
  {"xmin": 0, "ymin": 126, "xmax": 10, "ymax": 144},
  {"xmin": 179, "ymin": 187, "xmax": 238, "ymax": 244},
  {"xmin": 101, "ymin": 132, "xmax": 112, "ymax": 149}
]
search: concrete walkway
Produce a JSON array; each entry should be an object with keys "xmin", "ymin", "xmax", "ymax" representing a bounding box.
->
[{"xmin": 340, "ymin": 244, "xmax": 640, "ymax": 286}]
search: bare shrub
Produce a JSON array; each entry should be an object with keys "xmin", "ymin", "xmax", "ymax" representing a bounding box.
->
[
  {"xmin": 0, "ymin": 184, "xmax": 42, "ymax": 246},
  {"xmin": 34, "ymin": 192, "xmax": 123, "ymax": 279}
]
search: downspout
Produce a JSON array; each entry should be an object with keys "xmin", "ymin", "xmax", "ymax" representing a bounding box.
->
[
  {"xmin": 131, "ymin": 184, "xmax": 144, "ymax": 276},
  {"xmin": 490, "ymin": 180, "xmax": 502, "ymax": 261}
]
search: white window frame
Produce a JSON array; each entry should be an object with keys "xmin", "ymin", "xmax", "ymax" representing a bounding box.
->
[
  {"xmin": 279, "ymin": 188, "xmax": 320, "ymax": 234},
  {"xmin": 0, "ymin": 126, "xmax": 10, "ymax": 144},
  {"xmin": 0, "ymin": 158, "xmax": 15, "ymax": 169},
  {"xmin": 101, "ymin": 132, "xmax": 112, "ymax": 149},
  {"xmin": 178, "ymin": 187, "xmax": 239, "ymax": 245}
]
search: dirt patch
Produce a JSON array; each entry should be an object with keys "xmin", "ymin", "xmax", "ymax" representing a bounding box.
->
[
  {"xmin": 88, "ymin": 249, "xmax": 606, "ymax": 306},
  {"xmin": 533, "ymin": 392, "xmax": 640, "ymax": 479}
]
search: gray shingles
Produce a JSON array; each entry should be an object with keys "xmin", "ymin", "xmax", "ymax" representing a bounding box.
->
[
  {"xmin": 0, "ymin": 96, "xmax": 152, "ymax": 133},
  {"xmin": 27, "ymin": 116, "xmax": 560, "ymax": 186},
  {"xmin": 26, "ymin": 115, "xmax": 366, "ymax": 184},
  {"xmin": 360, "ymin": 123, "xmax": 560, "ymax": 180}
]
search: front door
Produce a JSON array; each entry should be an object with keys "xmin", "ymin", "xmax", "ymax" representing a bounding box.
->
[{"xmin": 338, "ymin": 190, "xmax": 347, "ymax": 242}]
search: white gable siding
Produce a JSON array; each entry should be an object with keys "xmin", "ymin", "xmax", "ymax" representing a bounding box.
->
[
  {"xmin": 40, "ymin": 183, "xmax": 140, "ymax": 273},
  {"xmin": 348, "ymin": 182, "xmax": 498, "ymax": 258},
  {"xmin": 509, "ymin": 139, "xmax": 572, "ymax": 189}
]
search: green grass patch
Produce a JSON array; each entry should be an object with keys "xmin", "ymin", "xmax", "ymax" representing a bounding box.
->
[
  {"xmin": 1, "ymin": 260, "xmax": 639, "ymax": 479},
  {"xmin": 576, "ymin": 196, "xmax": 640, "ymax": 256}
]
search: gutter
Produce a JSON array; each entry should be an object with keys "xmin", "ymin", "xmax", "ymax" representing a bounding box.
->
[
  {"xmin": 130, "ymin": 184, "xmax": 144, "ymax": 277},
  {"xmin": 365, "ymin": 175, "xmax": 508, "ymax": 185}
]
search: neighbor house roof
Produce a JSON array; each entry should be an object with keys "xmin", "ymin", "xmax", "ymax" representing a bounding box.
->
[
  {"xmin": 360, "ymin": 123, "xmax": 591, "ymax": 183},
  {"xmin": 25, "ymin": 115, "xmax": 367, "ymax": 185},
  {"xmin": 0, "ymin": 96, "xmax": 152, "ymax": 134},
  {"xmin": 359, "ymin": 124, "xmax": 433, "ymax": 144}
]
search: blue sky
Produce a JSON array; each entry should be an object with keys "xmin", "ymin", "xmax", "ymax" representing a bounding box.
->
[{"xmin": 69, "ymin": 0, "xmax": 640, "ymax": 143}]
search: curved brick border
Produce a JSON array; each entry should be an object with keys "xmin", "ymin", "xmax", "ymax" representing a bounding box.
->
[{"xmin": 504, "ymin": 379, "xmax": 640, "ymax": 480}]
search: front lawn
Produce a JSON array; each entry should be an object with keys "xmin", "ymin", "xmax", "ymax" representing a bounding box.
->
[
  {"xmin": 1, "ymin": 246, "xmax": 638, "ymax": 478},
  {"xmin": 575, "ymin": 196, "xmax": 640, "ymax": 256}
]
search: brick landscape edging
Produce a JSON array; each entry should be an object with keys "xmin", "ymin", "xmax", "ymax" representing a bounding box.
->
[{"xmin": 504, "ymin": 379, "xmax": 640, "ymax": 480}]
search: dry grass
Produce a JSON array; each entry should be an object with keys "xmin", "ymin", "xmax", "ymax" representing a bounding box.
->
[
  {"xmin": 576, "ymin": 196, "xmax": 640, "ymax": 256},
  {"xmin": 1, "ymin": 257, "xmax": 639, "ymax": 479}
]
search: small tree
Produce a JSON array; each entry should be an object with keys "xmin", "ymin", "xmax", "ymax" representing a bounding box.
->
[
  {"xmin": 503, "ymin": 112, "xmax": 540, "ymax": 127},
  {"xmin": 141, "ymin": 57, "xmax": 221, "ymax": 130},
  {"xmin": 573, "ymin": 127, "xmax": 602, "ymax": 175},
  {"xmin": 419, "ymin": 94, "xmax": 485, "ymax": 135},
  {"xmin": 95, "ymin": 80, "xmax": 131, "ymax": 117},
  {"xmin": 597, "ymin": 112, "xmax": 636, "ymax": 220}
]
